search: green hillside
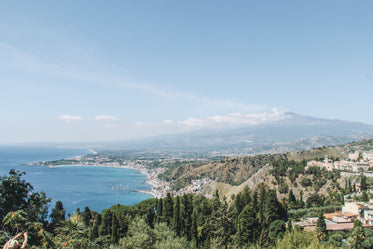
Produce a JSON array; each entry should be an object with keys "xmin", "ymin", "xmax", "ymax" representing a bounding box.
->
[{"xmin": 163, "ymin": 138, "xmax": 373, "ymax": 198}]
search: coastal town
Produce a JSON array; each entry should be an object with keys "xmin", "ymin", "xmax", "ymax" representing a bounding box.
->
[
  {"xmin": 27, "ymin": 146, "xmax": 373, "ymax": 237},
  {"xmin": 30, "ymin": 149, "xmax": 373, "ymax": 200},
  {"xmin": 29, "ymin": 154, "xmax": 212, "ymax": 198}
]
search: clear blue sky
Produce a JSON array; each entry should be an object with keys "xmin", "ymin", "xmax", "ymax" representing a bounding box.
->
[{"xmin": 1, "ymin": 0, "xmax": 373, "ymax": 143}]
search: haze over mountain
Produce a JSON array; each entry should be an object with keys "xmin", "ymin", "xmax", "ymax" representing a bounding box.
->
[{"xmin": 99, "ymin": 112, "xmax": 373, "ymax": 156}]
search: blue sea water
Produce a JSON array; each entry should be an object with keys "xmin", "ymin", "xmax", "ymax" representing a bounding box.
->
[{"xmin": 0, "ymin": 146, "xmax": 153, "ymax": 215}]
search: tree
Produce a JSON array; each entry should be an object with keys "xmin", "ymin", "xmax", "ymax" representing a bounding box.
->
[
  {"xmin": 361, "ymin": 174, "xmax": 368, "ymax": 191},
  {"xmin": 181, "ymin": 194, "xmax": 193, "ymax": 240},
  {"xmin": 287, "ymin": 219, "xmax": 293, "ymax": 232},
  {"xmin": 163, "ymin": 193, "xmax": 174, "ymax": 225},
  {"xmin": 89, "ymin": 213, "xmax": 101, "ymax": 240},
  {"xmin": 0, "ymin": 170, "xmax": 50, "ymax": 222},
  {"xmin": 268, "ymin": 219, "xmax": 286, "ymax": 242},
  {"xmin": 156, "ymin": 197, "xmax": 163, "ymax": 217},
  {"xmin": 276, "ymin": 229, "xmax": 337, "ymax": 249},
  {"xmin": 362, "ymin": 191, "xmax": 369, "ymax": 202},
  {"xmin": 191, "ymin": 212, "xmax": 198, "ymax": 247},
  {"xmin": 212, "ymin": 190, "xmax": 221, "ymax": 210},
  {"xmin": 299, "ymin": 190, "xmax": 304, "ymax": 208},
  {"xmin": 279, "ymin": 182, "xmax": 289, "ymax": 194},
  {"xmin": 146, "ymin": 207, "xmax": 156, "ymax": 229},
  {"xmin": 81, "ymin": 206, "xmax": 92, "ymax": 228},
  {"xmin": 301, "ymin": 178, "xmax": 312, "ymax": 187},
  {"xmin": 288, "ymin": 189, "xmax": 296, "ymax": 209},
  {"xmin": 347, "ymin": 219, "xmax": 365, "ymax": 249},
  {"xmin": 173, "ymin": 196, "xmax": 181, "ymax": 236},
  {"xmin": 258, "ymin": 184, "xmax": 267, "ymax": 225},
  {"xmin": 2, "ymin": 210, "xmax": 53, "ymax": 248},
  {"xmin": 316, "ymin": 212, "xmax": 327, "ymax": 241},
  {"xmin": 50, "ymin": 201, "xmax": 65, "ymax": 233},
  {"xmin": 156, "ymin": 197, "xmax": 164, "ymax": 223},
  {"xmin": 99, "ymin": 210, "xmax": 113, "ymax": 236},
  {"xmin": 153, "ymin": 222, "xmax": 190, "ymax": 249},
  {"xmin": 209, "ymin": 199, "xmax": 233, "ymax": 248},
  {"xmin": 237, "ymin": 205, "xmax": 260, "ymax": 246},
  {"xmin": 306, "ymin": 193, "xmax": 323, "ymax": 208},
  {"xmin": 119, "ymin": 217, "xmax": 153, "ymax": 249},
  {"xmin": 259, "ymin": 189, "xmax": 286, "ymax": 247},
  {"xmin": 252, "ymin": 190, "xmax": 259, "ymax": 212},
  {"xmin": 264, "ymin": 190, "xmax": 287, "ymax": 225},
  {"xmin": 241, "ymin": 186, "xmax": 252, "ymax": 206},
  {"xmin": 234, "ymin": 194, "xmax": 245, "ymax": 214},
  {"xmin": 111, "ymin": 213, "xmax": 119, "ymax": 244},
  {"xmin": 349, "ymin": 179, "xmax": 353, "ymax": 193},
  {"xmin": 362, "ymin": 236, "xmax": 373, "ymax": 249}
]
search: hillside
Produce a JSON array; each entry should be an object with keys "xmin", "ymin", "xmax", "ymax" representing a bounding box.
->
[
  {"xmin": 164, "ymin": 138, "xmax": 373, "ymax": 200},
  {"xmin": 160, "ymin": 154, "xmax": 287, "ymax": 188}
]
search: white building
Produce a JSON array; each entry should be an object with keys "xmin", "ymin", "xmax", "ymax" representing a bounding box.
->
[
  {"xmin": 342, "ymin": 201, "xmax": 373, "ymax": 226},
  {"xmin": 342, "ymin": 202, "xmax": 364, "ymax": 215},
  {"xmin": 334, "ymin": 160, "xmax": 356, "ymax": 171},
  {"xmin": 363, "ymin": 152, "xmax": 373, "ymax": 161},
  {"xmin": 363, "ymin": 209, "xmax": 373, "ymax": 226},
  {"xmin": 349, "ymin": 151, "xmax": 360, "ymax": 161}
]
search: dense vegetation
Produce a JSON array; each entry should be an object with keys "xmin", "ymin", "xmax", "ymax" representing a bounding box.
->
[
  {"xmin": 1, "ymin": 170, "xmax": 372, "ymax": 248},
  {"xmin": 160, "ymin": 138, "xmax": 373, "ymax": 192},
  {"xmin": 2, "ymin": 139, "xmax": 373, "ymax": 248}
]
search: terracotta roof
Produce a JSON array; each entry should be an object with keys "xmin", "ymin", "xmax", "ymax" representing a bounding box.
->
[{"xmin": 324, "ymin": 212, "xmax": 342, "ymax": 219}]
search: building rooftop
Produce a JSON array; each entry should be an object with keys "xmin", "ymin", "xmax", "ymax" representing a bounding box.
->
[
  {"xmin": 327, "ymin": 223, "xmax": 354, "ymax": 231},
  {"xmin": 343, "ymin": 212, "xmax": 359, "ymax": 217}
]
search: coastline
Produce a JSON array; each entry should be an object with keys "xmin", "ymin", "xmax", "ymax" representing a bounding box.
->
[
  {"xmin": 28, "ymin": 152, "xmax": 212, "ymax": 199},
  {"xmin": 31, "ymin": 160, "xmax": 170, "ymax": 198}
]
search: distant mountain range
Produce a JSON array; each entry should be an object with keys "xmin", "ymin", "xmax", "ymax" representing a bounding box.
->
[{"xmin": 96, "ymin": 112, "xmax": 373, "ymax": 157}]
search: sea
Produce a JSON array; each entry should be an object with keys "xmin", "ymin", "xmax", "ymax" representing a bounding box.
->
[{"xmin": 0, "ymin": 146, "xmax": 153, "ymax": 215}]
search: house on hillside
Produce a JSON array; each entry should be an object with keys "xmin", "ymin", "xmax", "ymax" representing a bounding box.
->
[
  {"xmin": 334, "ymin": 160, "xmax": 356, "ymax": 171},
  {"xmin": 342, "ymin": 201, "xmax": 373, "ymax": 226},
  {"xmin": 356, "ymin": 162, "xmax": 370, "ymax": 172}
]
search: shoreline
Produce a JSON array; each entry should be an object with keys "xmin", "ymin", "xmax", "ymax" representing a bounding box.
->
[{"xmin": 32, "ymin": 162, "xmax": 170, "ymax": 198}]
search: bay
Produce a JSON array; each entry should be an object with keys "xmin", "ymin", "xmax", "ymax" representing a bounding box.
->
[{"xmin": 0, "ymin": 146, "xmax": 153, "ymax": 215}]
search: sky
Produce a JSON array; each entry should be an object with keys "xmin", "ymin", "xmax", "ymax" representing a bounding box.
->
[{"xmin": 1, "ymin": 0, "xmax": 373, "ymax": 144}]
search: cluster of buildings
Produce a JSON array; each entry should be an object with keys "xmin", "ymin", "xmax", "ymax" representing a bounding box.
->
[
  {"xmin": 306, "ymin": 151, "xmax": 373, "ymax": 172},
  {"xmin": 349, "ymin": 151, "xmax": 373, "ymax": 161},
  {"xmin": 294, "ymin": 201, "xmax": 373, "ymax": 231},
  {"xmin": 174, "ymin": 178, "xmax": 211, "ymax": 196},
  {"xmin": 294, "ymin": 151, "xmax": 373, "ymax": 231},
  {"xmin": 129, "ymin": 164, "xmax": 172, "ymax": 198},
  {"xmin": 46, "ymin": 154, "xmax": 213, "ymax": 198},
  {"xmin": 147, "ymin": 180, "xmax": 172, "ymax": 198}
]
